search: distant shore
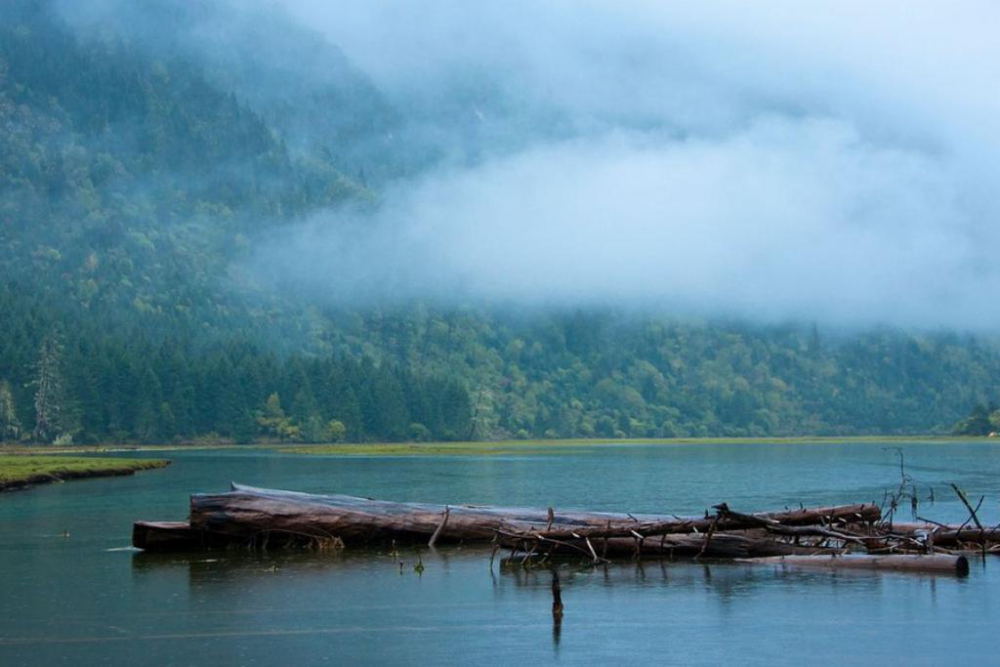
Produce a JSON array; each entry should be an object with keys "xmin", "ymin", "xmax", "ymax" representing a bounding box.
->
[
  {"xmin": 276, "ymin": 436, "xmax": 991, "ymax": 456},
  {"xmin": 0, "ymin": 456, "xmax": 171, "ymax": 491},
  {"xmin": 0, "ymin": 435, "xmax": 992, "ymax": 460}
]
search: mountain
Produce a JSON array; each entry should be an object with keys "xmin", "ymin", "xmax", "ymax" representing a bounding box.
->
[{"xmin": 1, "ymin": 0, "xmax": 998, "ymax": 445}]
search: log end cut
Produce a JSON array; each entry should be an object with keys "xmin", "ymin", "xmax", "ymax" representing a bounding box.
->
[{"xmin": 133, "ymin": 521, "xmax": 203, "ymax": 552}]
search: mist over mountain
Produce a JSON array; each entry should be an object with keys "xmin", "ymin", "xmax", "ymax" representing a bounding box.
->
[
  {"xmin": 1, "ymin": 0, "xmax": 998, "ymax": 445},
  {"xmin": 271, "ymin": 0, "xmax": 1000, "ymax": 328}
]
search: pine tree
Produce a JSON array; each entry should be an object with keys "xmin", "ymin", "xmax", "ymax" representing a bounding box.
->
[
  {"xmin": 0, "ymin": 380, "xmax": 22, "ymax": 442},
  {"xmin": 440, "ymin": 381, "xmax": 473, "ymax": 440},
  {"xmin": 134, "ymin": 367, "xmax": 164, "ymax": 442},
  {"xmin": 335, "ymin": 388, "xmax": 363, "ymax": 441},
  {"xmin": 30, "ymin": 335, "xmax": 64, "ymax": 443}
]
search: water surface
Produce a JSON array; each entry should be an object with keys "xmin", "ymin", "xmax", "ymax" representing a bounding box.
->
[{"xmin": 0, "ymin": 442, "xmax": 997, "ymax": 665}]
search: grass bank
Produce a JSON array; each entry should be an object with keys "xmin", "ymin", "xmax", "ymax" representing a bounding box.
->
[
  {"xmin": 0, "ymin": 456, "xmax": 171, "ymax": 491},
  {"xmin": 0, "ymin": 435, "xmax": 987, "ymax": 460},
  {"xmin": 279, "ymin": 435, "xmax": 979, "ymax": 457},
  {"xmin": 0, "ymin": 442, "xmax": 240, "ymax": 455}
]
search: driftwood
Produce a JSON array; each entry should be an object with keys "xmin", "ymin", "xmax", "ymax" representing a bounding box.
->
[
  {"xmin": 131, "ymin": 483, "xmax": 993, "ymax": 576},
  {"xmin": 890, "ymin": 523, "xmax": 1000, "ymax": 546},
  {"xmin": 494, "ymin": 503, "xmax": 879, "ymax": 542},
  {"xmin": 741, "ymin": 554, "xmax": 970, "ymax": 576},
  {"xmin": 605, "ymin": 533, "xmax": 827, "ymax": 559}
]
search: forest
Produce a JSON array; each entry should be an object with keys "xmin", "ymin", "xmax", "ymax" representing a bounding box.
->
[{"xmin": 2, "ymin": 0, "xmax": 999, "ymax": 445}]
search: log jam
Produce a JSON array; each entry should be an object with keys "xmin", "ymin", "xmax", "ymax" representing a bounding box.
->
[{"xmin": 131, "ymin": 483, "xmax": 991, "ymax": 576}]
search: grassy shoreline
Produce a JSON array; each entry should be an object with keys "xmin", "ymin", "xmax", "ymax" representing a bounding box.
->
[
  {"xmin": 0, "ymin": 435, "xmax": 993, "ymax": 459},
  {"xmin": 0, "ymin": 443, "xmax": 238, "ymax": 455},
  {"xmin": 0, "ymin": 456, "xmax": 171, "ymax": 491},
  {"xmin": 278, "ymin": 435, "xmax": 991, "ymax": 457}
]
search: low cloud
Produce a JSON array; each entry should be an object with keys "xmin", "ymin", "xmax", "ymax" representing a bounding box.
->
[{"xmin": 255, "ymin": 0, "xmax": 1000, "ymax": 328}]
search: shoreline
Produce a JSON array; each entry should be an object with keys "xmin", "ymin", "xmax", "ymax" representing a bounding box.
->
[
  {"xmin": 0, "ymin": 435, "xmax": 994, "ymax": 459},
  {"xmin": 0, "ymin": 457, "xmax": 172, "ymax": 492},
  {"xmin": 279, "ymin": 435, "xmax": 993, "ymax": 457}
]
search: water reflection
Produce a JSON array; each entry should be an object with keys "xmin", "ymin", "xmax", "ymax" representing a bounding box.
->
[
  {"xmin": 132, "ymin": 545, "xmax": 978, "ymax": 594},
  {"xmin": 550, "ymin": 569, "xmax": 563, "ymax": 648},
  {"xmin": 128, "ymin": 544, "xmax": 965, "ymax": 657}
]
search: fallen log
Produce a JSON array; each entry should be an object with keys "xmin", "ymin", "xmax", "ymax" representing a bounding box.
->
[
  {"xmin": 187, "ymin": 483, "xmax": 668, "ymax": 546},
  {"xmin": 192, "ymin": 484, "xmax": 880, "ymax": 547},
  {"xmin": 871, "ymin": 522, "xmax": 1000, "ymax": 547},
  {"xmin": 933, "ymin": 527, "xmax": 1000, "ymax": 545},
  {"xmin": 741, "ymin": 554, "xmax": 970, "ymax": 576},
  {"xmin": 134, "ymin": 483, "xmax": 880, "ymax": 555},
  {"xmin": 477, "ymin": 503, "xmax": 879, "ymax": 542},
  {"xmin": 505, "ymin": 533, "xmax": 834, "ymax": 560}
]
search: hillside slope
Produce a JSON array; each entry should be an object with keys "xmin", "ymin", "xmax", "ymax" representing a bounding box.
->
[{"xmin": 1, "ymin": 0, "xmax": 997, "ymax": 445}]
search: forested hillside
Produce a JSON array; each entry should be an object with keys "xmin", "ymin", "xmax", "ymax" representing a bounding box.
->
[{"xmin": 1, "ymin": 0, "xmax": 998, "ymax": 445}]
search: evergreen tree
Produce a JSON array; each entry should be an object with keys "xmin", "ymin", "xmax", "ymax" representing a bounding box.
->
[
  {"xmin": 30, "ymin": 335, "xmax": 64, "ymax": 443},
  {"xmin": 0, "ymin": 380, "xmax": 22, "ymax": 442}
]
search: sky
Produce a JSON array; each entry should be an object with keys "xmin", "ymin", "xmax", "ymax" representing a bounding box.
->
[{"xmin": 260, "ymin": 1, "xmax": 1000, "ymax": 328}]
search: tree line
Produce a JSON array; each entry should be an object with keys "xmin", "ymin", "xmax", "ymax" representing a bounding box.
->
[{"xmin": 0, "ymin": 331, "xmax": 471, "ymax": 445}]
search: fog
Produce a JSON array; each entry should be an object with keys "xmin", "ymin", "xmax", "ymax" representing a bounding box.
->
[{"xmin": 264, "ymin": 2, "xmax": 999, "ymax": 325}]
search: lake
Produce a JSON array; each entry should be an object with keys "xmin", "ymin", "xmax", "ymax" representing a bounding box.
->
[{"xmin": 0, "ymin": 442, "xmax": 997, "ymax": 665}]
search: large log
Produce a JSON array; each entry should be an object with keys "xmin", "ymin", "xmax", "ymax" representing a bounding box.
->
[
  {"xmin": 186, "ymin": 484, "xmax": 879, "ymax": 546},
  {"xmin": 125, "ymin": 483, "xmax": 878, "ymax": 555},
  {"xmin": 741, "ymin": 554, "xmax": 970, "ymax": 576},
  {"xmin": 188, "ymin": 483, "xmax": 668, "ymax": 545}
]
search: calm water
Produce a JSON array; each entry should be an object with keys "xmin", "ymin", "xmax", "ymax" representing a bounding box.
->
[{"xmin": 1, "ymin": 442, "xmax": 998, "ymax": 665}]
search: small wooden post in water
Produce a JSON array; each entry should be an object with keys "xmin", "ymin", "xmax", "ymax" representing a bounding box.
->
[{"xmin": 551, "ymin": 568, "xmax": 564, "ymax": 644}]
